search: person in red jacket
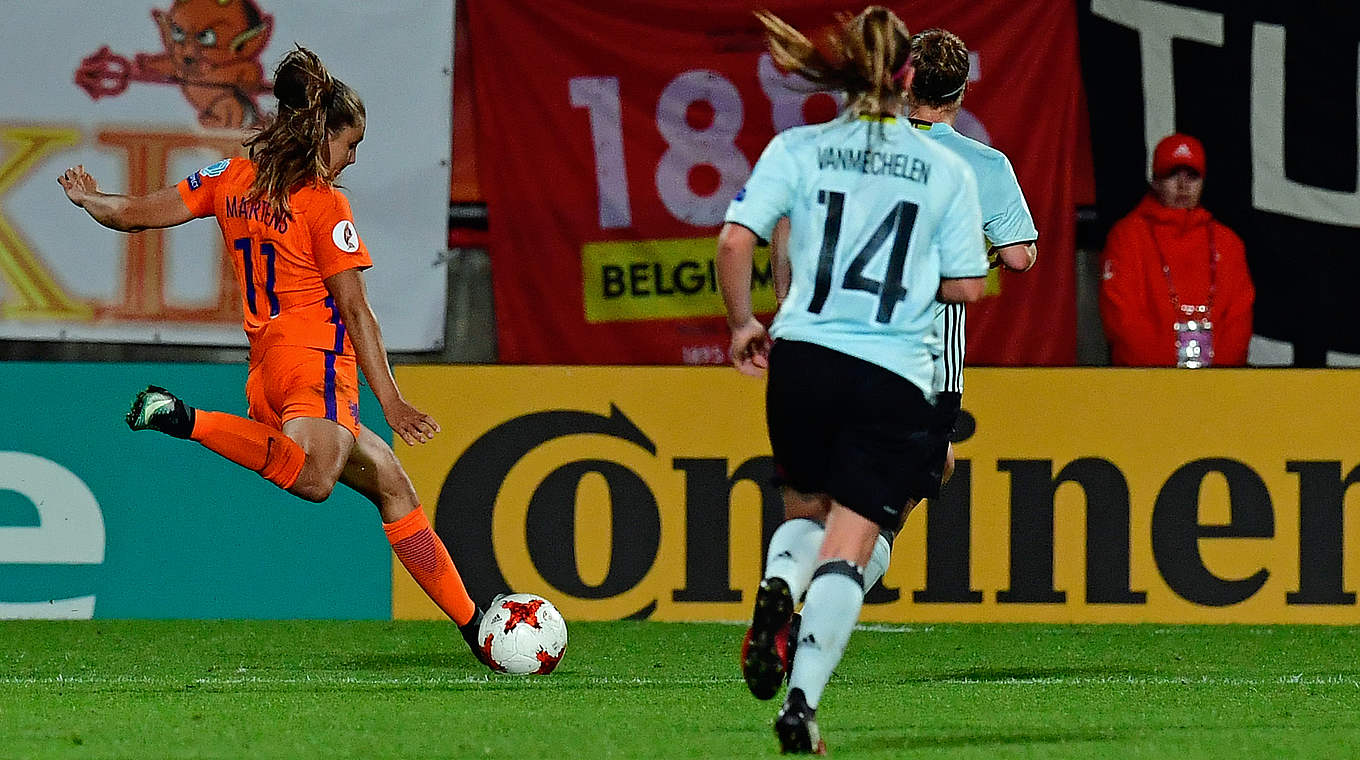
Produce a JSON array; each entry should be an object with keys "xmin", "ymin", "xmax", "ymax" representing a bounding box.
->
[{"xmin": 1099, "ymin": 134, "xmax": 1254, "ymax": 367}]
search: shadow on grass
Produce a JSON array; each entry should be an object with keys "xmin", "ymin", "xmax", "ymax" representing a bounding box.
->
[
  {"xmin": 850, "ymin": 727, "xmax": 1121, "ymax": 752},
  {"xmin": 906, "ymin": 665, "xmax": 1159, "ymax": 682},
  {"xmin": 339, "ymin": 652, "xmax": 469, "ymax": 669}
]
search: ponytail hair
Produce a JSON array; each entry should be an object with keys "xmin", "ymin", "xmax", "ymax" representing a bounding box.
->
[
  {"xmin": 756, "ymin": 6, "xmax": 911, "ymax": 119},
  {"xmin": 244, "ymin": 45, "xmax": 365, "ymax": 214},
  {"xmin": 909, "ymin": 28, "xmax": 970, "ymax": 108}
]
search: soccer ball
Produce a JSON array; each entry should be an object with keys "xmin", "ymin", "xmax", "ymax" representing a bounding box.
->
[{"xmin": 477, "ymin": 593, "xmax": 568, "ymax": 675}]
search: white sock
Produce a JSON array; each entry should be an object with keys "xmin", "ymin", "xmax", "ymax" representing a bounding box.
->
[
  {"xmin": 788, "ymin": 560, "xmax": 864, "ymax": 709},
  {"xmin": 861, "ymin": 531, "xmax": 893, "ymax": 593},
  {"xmin": 763, "ymin": 518, "xmax": 825, "ymax": 603}
]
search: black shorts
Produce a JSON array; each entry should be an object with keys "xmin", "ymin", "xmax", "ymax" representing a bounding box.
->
[
  {"xmin": 766, "ymin": 339, "xmax": 938, "ymax": 530},
  {"xmin": 921, "ymin": 390, "xmax": 961, "ymax": 501}
]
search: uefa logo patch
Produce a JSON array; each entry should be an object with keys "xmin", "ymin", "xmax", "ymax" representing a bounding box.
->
[
  {"xmin": 200, "ymin": 159, "xmax": 231, "ymax": 177},
  {"xmin": 186, "ymin": 159, "xmax": 229, "ymax": 191},
  {"xmin": 332, "ymin": 220, "xmax": 360, "ymax": 252}
]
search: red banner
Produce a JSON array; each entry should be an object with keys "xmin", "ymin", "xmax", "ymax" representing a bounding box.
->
[{"xmin": 468, "ymin": 0, "xmax": 1092, "ymax": 365}]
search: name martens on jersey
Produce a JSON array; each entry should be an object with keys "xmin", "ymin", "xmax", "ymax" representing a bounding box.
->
[{"xmin": 224, "ymin": 195, "xmax": 289, "ymax": 234}]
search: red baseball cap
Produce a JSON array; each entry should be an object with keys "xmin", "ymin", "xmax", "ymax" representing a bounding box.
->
[{"xmin": 1152, "ymin": 133, "xmax": 1206, "ymax": 178}]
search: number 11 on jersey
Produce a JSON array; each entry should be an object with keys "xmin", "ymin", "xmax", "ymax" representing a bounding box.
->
[{"xmin": 233, "ymin": 237, "xmax": 280, "ymax": 318}]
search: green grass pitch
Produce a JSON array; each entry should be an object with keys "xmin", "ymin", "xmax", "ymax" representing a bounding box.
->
[{"xmin": 2, "ymin": 621, "xmax": 1358, "ymax": 758}]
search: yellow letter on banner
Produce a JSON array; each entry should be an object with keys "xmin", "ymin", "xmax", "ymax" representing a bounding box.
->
[{"xmin": 0, "ymin": 125, "xmax": 91, "ymax": 320}]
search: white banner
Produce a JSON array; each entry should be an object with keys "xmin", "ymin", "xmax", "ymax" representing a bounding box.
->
[{"xmin": 0, "ymin": 0, "xmax": 452, "ymax": 350}]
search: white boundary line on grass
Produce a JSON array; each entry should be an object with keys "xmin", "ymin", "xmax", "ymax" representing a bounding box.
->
[
  {"xmin": 935, "ymin": 674, "xmax": 1360, "ymax": 687},
  {"xmin": 0, "ymin": 674, "xmax": 746, "ymax": 687},
  {"xmin": 1, "ymin": 673, "xmax": 1358, "ymax": 688}
]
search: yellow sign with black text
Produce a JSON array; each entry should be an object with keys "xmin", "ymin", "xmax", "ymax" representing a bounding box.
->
[
  {"xmin": 393, "ymin": 366, "xmax": 1360, "ymax": 624},
  {"xmin": 581, "ymin": 238, "xmax": 776, "ymax": 322}
]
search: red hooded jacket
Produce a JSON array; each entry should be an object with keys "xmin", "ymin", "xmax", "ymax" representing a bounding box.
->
[{"xmin": 1099, "ymin": 195, "xmax": 1254, "ymax": 367}]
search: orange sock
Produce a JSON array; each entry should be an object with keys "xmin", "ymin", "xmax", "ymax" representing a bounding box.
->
[
  {"xmin": 384, "ymin": 507, "xmax": 476, "ymax": 626},
  {"xmin": 190, "ymin": 410, "xmax": 305, "ymax": 489}
]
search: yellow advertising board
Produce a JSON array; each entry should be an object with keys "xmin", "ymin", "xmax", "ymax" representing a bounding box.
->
[{"xmin": 393, "ymin": 366, "xmax": 1360, "ymax": 624}]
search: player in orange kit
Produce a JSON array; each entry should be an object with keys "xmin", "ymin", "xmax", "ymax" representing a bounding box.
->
[{"xmin": 59, "ymin": 46, "xmax": 490, "ymax": 666}]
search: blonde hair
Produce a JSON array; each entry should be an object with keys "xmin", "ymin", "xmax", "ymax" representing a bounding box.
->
[
  {"xmin": 755, "ymin": 6, "xmax": 911, "ymax": 118},
  {"xmin": 244, "ymin": 46, "xmax": 365, "ymax": 214},
  {"xmin": 910, "ymin": 28, "xmax": 970, "ymax": 108}
]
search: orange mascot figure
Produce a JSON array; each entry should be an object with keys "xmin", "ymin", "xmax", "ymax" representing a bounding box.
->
[{"xmin": 76, "ymin": 0, "xmax": 274, "ymax": 129}]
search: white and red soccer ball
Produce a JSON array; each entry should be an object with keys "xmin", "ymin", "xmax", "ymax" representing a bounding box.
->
[{"xmin": 477, "ymin": 593, "xmax": 568, "ymax": 675}]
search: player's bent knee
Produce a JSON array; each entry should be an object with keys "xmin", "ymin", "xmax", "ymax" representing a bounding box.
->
[{"xmin": 290, "ymin": 477, "xmax": 336, "ymax": 503}]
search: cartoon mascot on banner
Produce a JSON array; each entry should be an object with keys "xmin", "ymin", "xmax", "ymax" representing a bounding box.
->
[{"xmin": 75, "ymin": 0, "xmax": 274, "ymax": 129}]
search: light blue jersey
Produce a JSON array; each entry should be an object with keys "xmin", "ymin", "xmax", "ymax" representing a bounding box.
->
[
  {"xmin": 912, "ymin": 120, "xmax": 1038, "ymax": 394},
  {"xmin": 725, "ymin": 115, "xmax": 986, "ymax": 397}
]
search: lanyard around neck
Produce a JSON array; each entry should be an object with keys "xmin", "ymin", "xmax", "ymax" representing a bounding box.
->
[{"xmin": 1143, "ymin": 216, "xmax": 1219, "ymax": 318}]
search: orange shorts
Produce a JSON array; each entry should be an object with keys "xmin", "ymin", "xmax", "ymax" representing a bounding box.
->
[{"xmin": 246, "ymin": 346, "xmax": 361, "ymax": 438}]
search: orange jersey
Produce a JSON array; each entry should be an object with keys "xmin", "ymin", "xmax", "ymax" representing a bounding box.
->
[{"xmin": 176, "ymin": 158, "xmax": 373, "ymax": 361}]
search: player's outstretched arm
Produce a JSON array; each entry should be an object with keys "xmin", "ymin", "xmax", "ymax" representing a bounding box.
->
[
  {"xmin": 323, "ymin": 267, "xmax": 440, "ymax": 446},
  {"xmin": 58, "ymin": 165, "xmax": 193, "ymax": 232}
]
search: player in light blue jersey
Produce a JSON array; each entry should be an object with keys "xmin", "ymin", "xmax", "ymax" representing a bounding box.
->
[
  {"xmin": 858, "ymin": 27, "xmax": 1042, "ymax": 598},
  {"xmin": 715, "ymin": 7, "xmax": 988, "ymax": 754},
  {"xmin": 910, "ymin": 26, "xmax": 1037, "ymax": 398}
]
